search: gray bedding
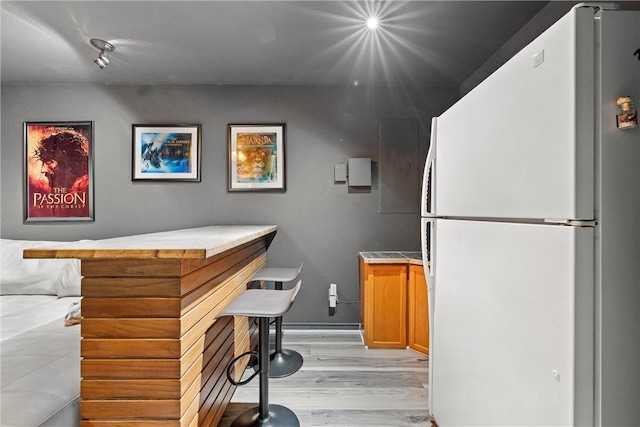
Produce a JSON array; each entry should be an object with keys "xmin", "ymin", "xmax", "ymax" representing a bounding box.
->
[
  {"xmin": 1, "ymin": 295, "xmax": 82, "ymax": 427},
  {"xmin": 1, "ymin": 238, "xmax": 83, "ymax": 427}
]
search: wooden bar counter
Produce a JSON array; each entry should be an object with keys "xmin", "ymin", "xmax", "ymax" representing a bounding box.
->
[{"xmin": 24, "ymin": 225, "xmax": 277, "ymax": 427}]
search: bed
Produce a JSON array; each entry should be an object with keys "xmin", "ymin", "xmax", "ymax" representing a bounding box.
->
[{"xmin": 1, "ymin": 239, "xmax": 83, "ymax": 427}]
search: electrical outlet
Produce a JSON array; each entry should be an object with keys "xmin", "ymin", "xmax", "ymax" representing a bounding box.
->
[{"xmin": 329, "ymin": 283, "xmax": 337, "ymax": 316}]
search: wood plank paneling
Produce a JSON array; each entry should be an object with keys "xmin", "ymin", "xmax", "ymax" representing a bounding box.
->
[
  {"xmin": 178, "ymin": 236, "xmax": 269, "ymax": 277},
  {"xmin": 81, "ymin": 354, "xmax": 202, "ymax": 399},
  {"xmin": 197, "ymin": 299, "xmax": 258, "ymax": 427},
  {"xmin": 81, "ymin": 297, "xmax": 182, "ymax": 318},
  {"xmin": 77, "ymin": 233, "xmax": 269, "ymax": 426},
  {"xmin": 82, "ymin": 350, "xmax": 201, "ymax": 418},
  {"xmin": 81, "ymin": 336, "xmax": 204, "ymax": 379},
  {"xmin": 180, "ymin": 240, "xmax": 266, "ymax": 301},
  {"xmin": 81, "ymin": 258, "xmax": 184, "ymax": 278},
  {"xmin": 81, "ymin": 337, "xmax": 183, "ymax": 359},
  {"xmin": 82, "ymin": 277, "xmax": 182, "ymax": 298},
  {"xmin": 81, "ymin": 318, "xmax": 182, "ymax": 339},
  {"xmin": 181, "ymin": 254, "xmax": 265, "ymax": 334},
  {"xmin": 81, "ymin": 358, "xmax": 182, "ymax": 380},
  {"xmin": 200, "ymin": 333, "xmax": 234, "ymax": 409},
  {"xmin": 81, "ymin": 397, "xmax": 181, "ymax": 419},
  {"xmin": 81, "ymin": 421, "xmax": 181, "ymax": 427},
  {"xmin": 81, "ymin": 255, "xmax": 265, "ymax": 357},
  {"xmin": 200, "ymin": 378, "xmax": 235, "ymax": 427}
]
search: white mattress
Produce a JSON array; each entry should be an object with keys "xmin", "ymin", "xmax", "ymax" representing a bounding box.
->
[
  {"xmin": 1, "ymin": 295, "xmax": 82, "ymax": 426},
  {"xmin": 1, "ymin": 295, "xmax": 81, "ymax": 342}
]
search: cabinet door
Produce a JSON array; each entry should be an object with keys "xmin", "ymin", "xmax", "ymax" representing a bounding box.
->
[
  {"xmin": 364, "ymin": 264, "xmax": 407, "ymax": 348},
  {"xmin": 408, "ymin": 265, "xmax": 429, "ymax": 355}
]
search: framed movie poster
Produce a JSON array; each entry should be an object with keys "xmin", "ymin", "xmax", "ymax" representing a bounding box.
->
[
  {"xmin": 132, "ymin": 124, "xmax": 201, "ymax": 181},
  {"xmin": 228, "ymin": 123, "xmax": 286, "ymax": 192},
  {"xmin": 24, "ymin": 121, "xmax": 94, "ymax": 222}
]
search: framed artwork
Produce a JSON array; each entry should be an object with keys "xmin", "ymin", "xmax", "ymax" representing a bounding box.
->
[
  {"xmin": 24, "ymin": 121, "xmax": 94, "ymax": 222},
  {"xmin": 228, "ymin": 123, "xmax": 286, "ymax": 192},
  {"xmin": 132, "ymin": 124, "xmax": 201, "ymax": 181}
]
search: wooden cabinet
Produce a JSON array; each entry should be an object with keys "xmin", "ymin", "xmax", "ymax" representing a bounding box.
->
[
  {"xmin": 360, "ymin": 255, "xmax": 429, "ymax": 355},
  {"xmin": 361, "ymin": 261, "xmax": 407, "ymax": 348},
  {"xmin": 408, "ymin": 264, "xmax": 429, "ymax": 355}
]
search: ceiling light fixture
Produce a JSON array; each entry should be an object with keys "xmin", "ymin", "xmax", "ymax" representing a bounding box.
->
[
  {"xmin": 90, "ymin": 38, "xmax": 115, "ymax": 69},
  {"xmin": 366, "ymin": 17, "xmax": 379, "ymax": 30}
]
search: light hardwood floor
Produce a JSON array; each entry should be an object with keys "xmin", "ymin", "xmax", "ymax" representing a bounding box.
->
[{"xmin": 219, "ymin": 329, "xmax": 430, "ymax": 427}]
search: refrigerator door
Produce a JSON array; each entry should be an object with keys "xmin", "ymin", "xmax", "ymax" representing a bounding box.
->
[
  {"xmin": 420, "ymin": 218, "xmax": 436, "ymax": 414},
  {"xmin": 434, "ymin": 8, "xmax": 595, "ymax": 221},
  {"xmin": 421, "ymin": 218, "xmax": 435, "ymax": 281},
  {"xmin": 430, "ymin": 219, "xmax": 594, "ymax": 426}
]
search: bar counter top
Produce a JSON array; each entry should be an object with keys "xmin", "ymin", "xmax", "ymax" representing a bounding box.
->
[
  {"xmin": 23, "ymin": 225, "xmax": 277, "ymax": 260},
  {"xmin": 359, "ymin": 251, "xmax": 423, "ymax": 265}
]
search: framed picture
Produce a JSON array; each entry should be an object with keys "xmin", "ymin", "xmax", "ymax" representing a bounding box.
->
[
  {"xmin": 228, "ymin": 123, "xmax": 286, "ymax": 192},
  {"xmin": 132, "ymin": 124, "xmax": 201, "ymax": 181},
  {"xmin": 24, "ymin": 121, "xmax": 94, "ymax": 222}
]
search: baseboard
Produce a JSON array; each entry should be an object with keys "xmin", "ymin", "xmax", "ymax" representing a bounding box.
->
[{"xmin": 282, "ymin": 323, "xmax": 360, "ymax": 330}]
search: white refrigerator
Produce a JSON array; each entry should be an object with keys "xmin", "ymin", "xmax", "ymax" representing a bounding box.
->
[{"xmin": 421, "ymin": 5, "xmax": 639, "ymax": 426}]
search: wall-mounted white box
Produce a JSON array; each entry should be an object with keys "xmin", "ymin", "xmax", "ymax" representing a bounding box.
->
[
  {"xmin": 348, "ymin": 158, "xmax": 371, "ymax": 187},
  {"xmin": 334, "ymin": 163, "xmax": 347, "ymax": 183}
]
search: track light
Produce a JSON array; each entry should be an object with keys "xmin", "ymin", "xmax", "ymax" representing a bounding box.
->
[
  {"xmin": 94, "ymin": 51, "xmax": 110, "ymax": 69},
  {"xmin": 90, "ymin": 38, "xmax": 115, "ymax": 69}
]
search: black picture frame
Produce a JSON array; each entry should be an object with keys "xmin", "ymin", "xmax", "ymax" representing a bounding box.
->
[
  {"xmin": 132, "ymin": 124, "xmax": 202, "ymax": 182},
  {"xmin": 228, "ymin": 123, "xmax": 286, "ymax": 192},
  {"xmin": 23, "ymin": 121, "xmax": 95, "ymax": 222}
]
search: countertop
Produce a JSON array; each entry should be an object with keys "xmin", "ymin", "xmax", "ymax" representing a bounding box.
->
[
  {"xmin": 23, "ymin": 225, "xmax": 277, "ymax": 260},
  {"xmin": 359, "ymin": 251, "xmax": 423, "ymax": 265}
]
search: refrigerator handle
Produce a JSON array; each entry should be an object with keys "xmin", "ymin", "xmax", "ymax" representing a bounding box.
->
[
  {"xmin": 421, "ymin": 218, "xmax": 436, "ymax": 285},
  {"xmin": 421, "ymin": 117, "xmax": 437, "ymax": 217}
]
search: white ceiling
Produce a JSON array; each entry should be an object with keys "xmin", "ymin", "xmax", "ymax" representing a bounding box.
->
[{"xmin": 1, "ymin": 1, "xmax": 551, "ymax": 86}]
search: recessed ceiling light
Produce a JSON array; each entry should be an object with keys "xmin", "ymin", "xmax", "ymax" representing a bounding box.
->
[{"xmin": 367, "ymin": 17, "xmax": 379, "ymax": 30}]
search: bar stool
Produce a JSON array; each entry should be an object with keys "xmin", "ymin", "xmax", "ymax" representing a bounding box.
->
[
  {"xmin": 217, "ymin": 280, "xmax": 302, "ymax": 427},
  {"xmin": 249, "ymin": 263, "xmax": 303, "ymax": 378}
]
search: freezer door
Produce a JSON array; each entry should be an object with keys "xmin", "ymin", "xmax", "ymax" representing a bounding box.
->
[
  {"xmin": 431, "ymin": 219, "xmax": 594, "ymax": 426},
  {"xmin": 421, "ymin": 118, "xmax": 437, "ymax": 217},
  {"xmin": 435, "ymin": 8, "xmax": 594, "ymax": 220}
]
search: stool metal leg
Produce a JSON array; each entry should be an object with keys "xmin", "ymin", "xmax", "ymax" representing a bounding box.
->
[
  {"xmin": 269, "ymin": 281, "xmax": 304, "ymax": 378},
  {"xmin": 259, "ymin": 316, "xmax": 270, "ymax": 420},
  {"xmin": 230, "ymin": 317, "xmax": 299, "ymax": 427}
]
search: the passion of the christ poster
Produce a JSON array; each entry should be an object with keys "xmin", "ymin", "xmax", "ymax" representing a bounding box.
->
[
  {"xmin": 24, "ymin": 122, "xmax": 94, "ymax": 222},
  {"xmin": 228, "ymin": 124, "xmax": 285, "ymax": 192},
  {"xmin": 132, "ymin": 124, "xmax": 201, "ymax": 181}
]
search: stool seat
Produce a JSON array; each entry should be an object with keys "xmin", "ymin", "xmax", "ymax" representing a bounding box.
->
[
  {"xmin": 249, "ymin": 262, "xmax": 304, "ymax": 378},
  {"xmin": 218, "ymin": 282, "xmax": 301, "ymax": 319},
  {"xmin": 249, "ymin": 263, "xmax": 303, "ymax": 283}
]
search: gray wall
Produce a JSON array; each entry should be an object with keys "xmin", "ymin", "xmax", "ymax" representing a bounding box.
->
[
  {"xmin": 460, "ymin": 2, "xmax": 577, "ymax": 95},
  {"xmin": 461, "ymin": 1, "xmax": 640, "ymax": 95},
  {"xmin": 1, "ymin": 83, "xmax": 459, "ymax": 325}
]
